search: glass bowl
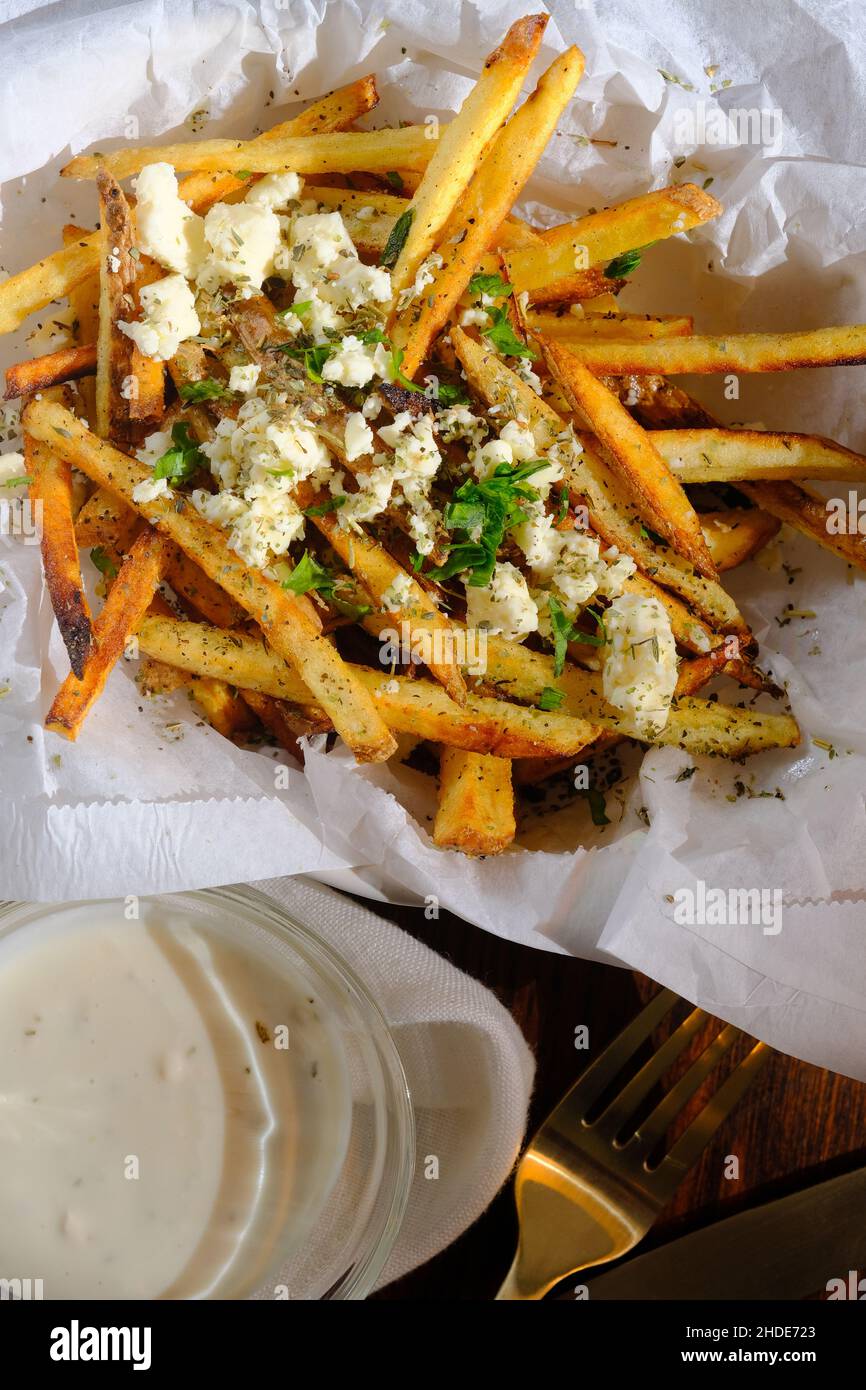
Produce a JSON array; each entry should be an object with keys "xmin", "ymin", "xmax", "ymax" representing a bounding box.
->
[{"xmin": 0, "ymin": 885, "xmax": 414, "ymax": 1300}]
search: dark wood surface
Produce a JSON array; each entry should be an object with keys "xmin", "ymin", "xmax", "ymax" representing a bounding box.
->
[{"xmin": 367, "ymin": 899, "xmax": 866, "ymax": 1301}]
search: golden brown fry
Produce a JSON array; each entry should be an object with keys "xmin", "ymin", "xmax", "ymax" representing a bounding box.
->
[
  {"xmin": 62, "ymin": 126, "xmax": 435, "ymax": 181},
  {"xmin": 451, "ymin": 327, "xmax": 746, "ymax": 631},
  {"xmin": 479, "ymin": 632, "xmax": 799, "ymax": 757},
  {"xmin": 739, "ymin": 479, "xmax": 866, "ymax": 572},
  {"xmin": 178, "ymin": 75, "xmax": 381, "ymax": 212},
  {"xmin": 527, "ymin": 310, "xmax": 694, "ymax": 342},
  {"xmin": 701, "ymin": 509, "xmax": 781, "ymax": 572},
  {"xmin": 504, "ymin": 183, "xmax": 723, "ymax": 298},
  {"xmin": 545, "ymin": 325, "xmax": 866, "ymax": 375},
  {"xmin": 26, "ymin": 435, "xmax": 93, "ymax": 677},
  {"xmin": 389, "ymin": 13, "xmax": 549, "ymax": 302},
  {"xmin": 25, "ymin": 400, "xmax": 396, "ymax": 763},
  {"xmin": 653, "ymin": 427, "xmax": 866, "ymax": 483},
  {"xmin": 164, "ymin": 547, "xmax": 245, "ymax": 628},
  {"xmin": 63, "ymin": 225, "xmax": 99, "ymax": 418},
  {"xmin": 134, "ymin": 615, "xmax": 600, "ymax": 759},
  {"xmin": 75, "ymin": 485, "xmax": 141, "ymax": 564},
  {"xmin": 434, "ymin": 748, "xmax": 516, "ymax": 855},
  {"xmin": 0, "ymin": 79, "xmax": 381, "ymax": 338},
  {"xmin": 4, "ymin": 343, "xmax": 96, "ymax": 400},
  {"xmin": 538, "ymin": 336, "xmax": 718, "ymax": 579},
  {"xmin": 95, "ymin": 170, "xmax": 138, "ymax": 440},
  {"xmin": 395, "ymin": 44, "xmax": 585, "ymax": 374},
  {"xmin": 46, "ymin": 526, "xmax": 172, "ymax": 740}
]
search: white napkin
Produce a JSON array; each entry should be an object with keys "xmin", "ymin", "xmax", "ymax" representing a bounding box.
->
[{"xmin": 252, "ymin": 874, "xmax": 535, "ymax": 1289}]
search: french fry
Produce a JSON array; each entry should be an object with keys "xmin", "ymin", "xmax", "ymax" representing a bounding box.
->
[
  {"xmin": 62, "ymin": 126, "xmax": 436, "ymax": 181},
  {"xmin": 134, "ymin": 615, "xmax": 600, "ymax": 759},
  {"xmin": 394, "ymin": 44, "xmax": 585, "ymax": 374},
  {"xmin": 164, "ymin": 547, "xmax": 245, "ymax": 628},
  {"xmin": 63, "ymin": 225, "xmax": 99, "ymax": 418},
  {"xmin": 0, "ymin": 79, "xmax": 381, "ymax": 338},
  {"xmin": 75, "ymin": 485, "xmax": 141, "ymax": 564},
  {"xmin": 24, "ymin": 400, "xmax": 396, "ymax": 762},
  {"xmin": 527, "ymin": 310, "xmax": 693, "ymax": 342},
  {"xmin": 451, "ymin": 327, "xmax": 746, "ymax": 631},
  {"xmin": 434, "ymin": 748, "xmax": 516, "ymax": 855},
  {"xmin": 388, "ymin": 13, "xmax": 549, "ymax": 303},
  {"xmin": 178, "ymin": 75, "xmax": 381, "ymax": 212},
  {"xmin": 701, "ymin": 510, "xmax": 782, "ymax": 571},
  {"xmin": 26, "ymin": 435, "xmax": 93, "ymax": 677},
  {"xmin": 4, "ymin": 343, "xmax": 96, "ymax": 400},
  {"xmin": 478, "ymin": 633, "xmax": 800, "ymax": 757},
  {"xmin": 296, "ymin": 483, "xmax": 466, "ymax": 704},
  {"xmin": 0, "ymin": 236, "xmax": 98, "ymax": 337},
  {"xmin": 538, "ymin": 336, "xmax": 718, "ymax": 578},
  {"xmin": 94, "ymin": 170, "xmax": 138, "ymax": 440},
  {"xmin": 739, "ymin": 479, "xmax": 866, "ymax": 572},
  {"xmin": 653, "ymin": 427, "xmax": 866, "ymax": 483},
  {"xmin": 46, "ymin": 526, "xmax": 172, "ymax": 739},
  {"xmin": 542, "ymin": 325, "xmax": 866, "ymax": 375},
  {"xmin": 503, "ymin": 183, "xmax": 723, "ymax": 298}
]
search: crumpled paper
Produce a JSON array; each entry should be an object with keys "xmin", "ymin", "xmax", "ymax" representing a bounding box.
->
[{"xmin": 2, "ymin": 0, "xmax": 866, "ymax": 1076}]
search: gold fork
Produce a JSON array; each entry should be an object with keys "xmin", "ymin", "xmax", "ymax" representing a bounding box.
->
[{"xmin": 496, "ymin": 988, "xmax": 770, "ymax": 1300}]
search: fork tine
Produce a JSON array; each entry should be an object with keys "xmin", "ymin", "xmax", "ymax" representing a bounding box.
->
[
  {"xmin": 639, "ymin": 1039, "xmax": 771, "ymax": 1200},
  {"xmin": 562, "ymin": 988, "xmax": 680, "ymax": 1114},
  {"xmin": 661, "ymin": 1039, "xmax": 771, "ymax": 1175},
  {"xmin": 593, "ymin": 1005, "xmax": 710, "ymax": 1138},
  {"xmin": 627, "ymin": 1022, "xmax": 743, "ymax": 1159}
]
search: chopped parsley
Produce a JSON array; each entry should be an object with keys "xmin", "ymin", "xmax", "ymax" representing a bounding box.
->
[
  {"xmin": 303, "ymin": 495, "xmax": 346, "ymax": 517},
  {"xmin": 152, "ymin": 422, "xmax": 206, "ymax": 484},
  {"xmin": 481, "ymin": 305, "xmax": 536, "ymax": 359},
  {"xmin": 468, "ymin": 271, "xmax": 513, "ymax": 299},
  {"xmin": 388, "ymin": 344, "xmax": 423, "ymax": 392},
  {"xmin": 278, "ymin": 551, "xmax": 370, "ymax": 619},
  {"xmin": 581, "ymin": 787, "xmax": 611, "ymax": 826},
  {"xmin": 179, "ymin": 378, "xmax": 231, "ymax": 403},
  {"xmin": 428, "ymin": 459, "xmax": 547, "ymax": 588},
  {"xmin": 380, "ymin": 207, "xmax": 414, "ymax": 268},
  {"xmin": 436, "ymin": 382, "xmax": 469, "ymax": 407},
  {"xmin": 604, "ymin": 244, "xmax": 655, "ymax": 279},
  {"xmin": 89, "ymin": 546, "xmax": 118, "ymax": 580},
  {"xmin": 538, "ymin": 685, "xmax": 565, "ymax": 711},
  {"xmin": 276, "ymin": 342, "xmax": 332, "ymax": 382},
  {"xmin": 385, "ymin": 170, "xmax": 404, "ymax": 192},
  {"xmin": 1, "ymin": 474, "xmax": 31, "ymax": 488}
]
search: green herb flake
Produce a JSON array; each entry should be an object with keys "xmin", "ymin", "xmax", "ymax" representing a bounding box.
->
[
  {"xmin": 481, "ymin": 305, "xmax": 536, "ymax": 359},
  {"xmin": 538, "ymin": 685, "xmax": 565, "ymax": 711},
  {"xmin": 90, "ymin": 546, "xmax": 118, "ymax": 580},
  {"xmin": 153, "ymin": 422, "xmax": 207, "ymax": 484},
  {"xmin": 380, "ymin": 207, "xmax": 414, "ymax": 268}
]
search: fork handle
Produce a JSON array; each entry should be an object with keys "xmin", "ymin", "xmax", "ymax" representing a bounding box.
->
[{"xmin": 494, "ymin": 1256, "xmax": 545, "ymax": 1300}]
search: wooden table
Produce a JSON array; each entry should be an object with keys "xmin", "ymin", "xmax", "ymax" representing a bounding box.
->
[{"xmin": 369, "ymin": 899, "xmax": 866, "ymax": 1301}]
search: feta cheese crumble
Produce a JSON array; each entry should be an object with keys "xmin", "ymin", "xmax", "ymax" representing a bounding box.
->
[
  {"xmin": 228, "ymin": 363, "xmax": 261, "ymax": 394},
  {"xmin": 602, "ymin": 593, "xmax": 678, "ymax": 736},
  {"xmin": 118, "ymin": 274, "xmax": 200, "ymax": 361},
  {"xmin": 464, "ymin": 561, "xmax": 539, "ymax": 641},
  {"xmin": 132, "ymin": 163, "xmax": 207, "ymax": 277},
  {"xmin": 198, "ymin": 202, "xmax": 282, "ymax": 297}
]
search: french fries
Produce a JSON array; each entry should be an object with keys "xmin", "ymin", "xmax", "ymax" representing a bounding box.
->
[
  {"xmin": 537, "ymin": 336, "xmax": 718, "ymax": 578},
  {"xmin": 393, "ymin": 44, "xmax": 585, "ymax": 374},
  {"xmin": 61, "ymin": 126, "xmax": 436, "ymax": 181},
  {"xmin": 740, "ymin": 480, "xmax": 866, "ymax": 573},
  {"xmin": 46, "ymin": 526, "xmax": 172, "ymax": 739},
  {"xmin": 451, "ymin": 327, "xmax": 747, "ymax": 630},
  {"xmin": 94, "ymin": 171, "xmax": 139, "ymax": 440},
  {"xmin": 434, "ymin": 748, "xmax": 516, "ymax": 855},
  {"xmin": 136, "ymin": 615, "xmax": 601, "ymax": 758},
  {"xmin": 527, "ymin": 311, "xmax": 694, "ymax": 343},
  {"xmin": 388, "ymin": 13, "xmax": 549, "ymax": 303},
  {"xmin": 4, "ymin": 343, "xmax": 96, "ymax": 400},
  {"xmin": 701, "ymin": 510, "xmax": 781, "ymax": 573},
  {"xmin": 0, "ymin": 78, "xmax": 380, "ymax": 337},
  {"xmin": 653, "ymin": 427, "xmax": 866, "ymax": 483},
  {"xmin": 504, "ymin": 183, "xmax": 722, "ymax": 299},
  {"xmin": 14, "ymin": 15, "xmax": 861, "ymax": 861},
  {"xmin": 544, "ymin": 325, "xmax": 866, "ymax": 375},
  {"xmin": 26, "ymin": 435, "xmax": 93, "ymax": 677},
  {"xmin": 24, "ymin": 400, "xmax": 397, "ymax": 763}
]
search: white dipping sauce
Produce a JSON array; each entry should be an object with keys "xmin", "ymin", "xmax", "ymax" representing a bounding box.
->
[{"xmin": 0, "ymin": 901, "xmax": 352, "ymax": 1299}]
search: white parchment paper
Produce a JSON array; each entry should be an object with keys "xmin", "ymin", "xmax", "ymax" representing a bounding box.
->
[{"xmin": 2, "ymin": 0, "xmax": 866, "ymax": 1076}]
